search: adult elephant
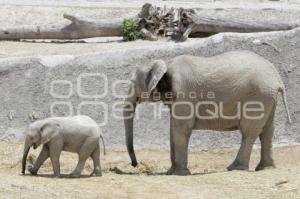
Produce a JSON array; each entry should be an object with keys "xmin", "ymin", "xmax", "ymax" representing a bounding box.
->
[{"xmin": 123, "ymin": 50, "xmax": 291, "ymax": 175}]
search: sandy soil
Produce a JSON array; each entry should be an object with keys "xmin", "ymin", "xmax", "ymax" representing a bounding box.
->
[
  {"xmin": 0, "ymin": 141, "xmax": 299, "ymax": 199},
  {"xmin": 0, "ymin": 1, "xmax": 299, "ymax": 198},
  {"xmin": 0, "ymin": 39, "xmax": 174, "ymax": 58}
]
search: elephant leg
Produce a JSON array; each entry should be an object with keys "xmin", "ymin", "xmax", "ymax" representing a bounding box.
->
[
  {"xmin": 256, "ymin": 118, "xmax": 275, "ymax": 171},
  {"xmin": 70, "ymin": 159, "xmax": 87, "ymax": 178},
  {"xmin": 166, "ymin": 131, "xmax": 176, "ymax": 175},
  {"xmin": 29, "ymin": 145, "xmax": 49, "ymax": 175},
  {"xmin": 49, "ymin": 142, "xmax": 62, "ymax": 177},
  {"xmin": 90, "ymin": 145, "xmax": 102, "ymax": 177},
  {"xmin": 70, "ymin": 137, "xmax": 97, "ymax": 178},
  {"xmin": 227, "ymin": 128, "xmax": 261, "ymax": 171},
  {"xmin": 167, "ymin": 117, "xmax": 193, "ymax": 175}
]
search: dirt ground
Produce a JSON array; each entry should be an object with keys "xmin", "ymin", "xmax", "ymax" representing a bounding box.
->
[
  {"xmin": 0, "ymin": 1, "xmax": 300, "ymax": 199},
  {"xmin": 0, "ymin": 141, "xmax": 299, "ymax": 199},
  {"xmin": 0, "ymin": 39, "xmax": 172, "ymax": 58}
]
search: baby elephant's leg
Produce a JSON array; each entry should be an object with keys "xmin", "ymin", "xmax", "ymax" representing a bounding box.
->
[
  {"xmin": 29, "ymin": 145, "xmax": 49, "ymax": 175},
  {"xmin": 49, "ymin": 143, "xmax": 62, "ymax": 178},
  {"xmin": 90, "ymin": 145, "xmax": 102, "ymax": 176},
  {"xmin": 70, "ymin": 137, "xmax": 97, "ymax": 178}
]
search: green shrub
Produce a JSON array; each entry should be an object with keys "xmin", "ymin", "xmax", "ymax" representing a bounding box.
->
[{"xmin": 121, "ymin": 18, "xmax": 142, "ymax": 41}]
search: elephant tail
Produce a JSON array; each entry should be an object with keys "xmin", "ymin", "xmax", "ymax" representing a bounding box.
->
[
  {"xmin": 100, "ymin": 134, "xmax": 106, "ymax": 155},
  {"xmin": 278, "ymin": 87, "xmax": 292, "ymax": 124}
]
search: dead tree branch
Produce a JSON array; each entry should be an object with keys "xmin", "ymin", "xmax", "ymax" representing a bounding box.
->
[{"xmin": 0, "ymin": 3, "xmax": 299, "ymax": 41}]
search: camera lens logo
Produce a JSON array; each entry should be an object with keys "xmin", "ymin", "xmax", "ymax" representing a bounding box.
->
[{"xmin": 50, "ymin": 73, "xmax": 108, "ymax": 126}]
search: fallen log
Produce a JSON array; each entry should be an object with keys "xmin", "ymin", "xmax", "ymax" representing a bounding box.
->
[
  {"xmin": 0, "ymin": 14, "xmax": 122, "ymax": 40},
  {"xmin": 137, "ymin": 4, "xmax": 299, "ymax": 41},
  {"xmin": 0, "ymin": 4, "xmax": 299, "ymax": 41},
  {"xmin": 190, "ymin": 15, "xmax": 297, "ymax": 33}
]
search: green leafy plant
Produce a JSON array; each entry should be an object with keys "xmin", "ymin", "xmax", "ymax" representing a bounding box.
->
[{"xmin": 121, "ymin": 18, "xmax": 142, "ymax": 41}]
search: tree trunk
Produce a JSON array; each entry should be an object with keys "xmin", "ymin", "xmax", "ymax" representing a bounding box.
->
[
  {"xmin": 0, "ymin": 14, "xmax": 122, "ymax": 40},
  {"xmin": 189, "ymin": 13, "xmax": 298, "ymax": 34},
  {"xmin": 0, "ymin": 7, "xmax": 299, "ymax": 41}
]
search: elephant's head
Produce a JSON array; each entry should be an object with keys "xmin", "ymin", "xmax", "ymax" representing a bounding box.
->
[
  {"xmin": 22, "ymin": 120, "xmax": 60, "ymax": 174},
  {"xmin": 123, "ymin": 60, "xmax": 169, "ymax": 167}
]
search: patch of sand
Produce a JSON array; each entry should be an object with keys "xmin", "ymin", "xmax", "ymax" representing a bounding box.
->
[{"xmin": 0, "ymin": 141, "xmax": 299, "ymax": 198}]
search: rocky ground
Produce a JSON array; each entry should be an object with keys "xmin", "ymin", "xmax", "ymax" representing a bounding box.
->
[{"xmin": 0, "ymin": 141, "xmax": 299, "ymax": 199}]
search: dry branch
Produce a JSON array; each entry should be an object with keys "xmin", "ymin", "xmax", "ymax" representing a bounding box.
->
[
  {"xmin": 138, "ymin": 4, "xmax": 299, "ymax": 41},
  {"xmin": 0, "ymin": 3, "xmax": 299, "ymax": 41},
  {"xmin": 0, "ymin": 14, "xmax": 122, "ymax": 40}
]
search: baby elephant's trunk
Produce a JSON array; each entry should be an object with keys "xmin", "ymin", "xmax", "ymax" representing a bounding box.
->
[{"xmin": 22, "ymin": 138, "xmax": 31, "ymax": 174}]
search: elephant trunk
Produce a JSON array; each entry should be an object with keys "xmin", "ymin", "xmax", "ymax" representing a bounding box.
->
[
  {"xmin": 22, "ymin": 137, "xmax": 31, "ymax": 174},
  {"xmin": 123, "ymin": 83, "xmax": 138, "ymax": 167}
]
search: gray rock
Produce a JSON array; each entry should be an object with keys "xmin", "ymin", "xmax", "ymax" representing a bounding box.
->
[{"xmin": 0, "ymin": 28, "xmax": 299, "ymax": 150}]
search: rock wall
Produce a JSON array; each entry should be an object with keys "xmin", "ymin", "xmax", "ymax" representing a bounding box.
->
[{"xmin": 0, "ymin": 28, "xmax": 299, "ymax": 149}]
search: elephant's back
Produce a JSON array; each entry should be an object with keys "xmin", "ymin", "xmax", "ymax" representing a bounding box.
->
[
  {"xmin": 52, "ymin": 115, "xmax": 100, "ymax": 136},
  {"xmin": 222, "ymin": 51, "xmax": 284, "ymax": 92},
  {"xmin": 200, "ymin": 50, "xmax": 278, "ymax": 74},
  {"xmin": 170, "ymin": 51, "xmax": 283, "ymax": 91},
  {"xmin": 166, "ymin": 51, "xmax": 284, "ymax": 109}
]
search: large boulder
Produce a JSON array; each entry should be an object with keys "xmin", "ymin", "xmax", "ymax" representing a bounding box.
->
[{"xmin": 0, "ymin": 28, "xmax": 299, "ymax": 149}]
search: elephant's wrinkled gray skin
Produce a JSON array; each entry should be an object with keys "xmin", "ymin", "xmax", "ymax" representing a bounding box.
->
[
  {"xmin": 22, "ymin": 115, "xmax": 105, "ymax": 178},
  {"xmin": 123, "ymin": 50, "xmax": 292, "ymax": 175}
]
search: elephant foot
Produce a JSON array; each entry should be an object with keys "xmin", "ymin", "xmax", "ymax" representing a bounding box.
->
[
  {"xmin": 69, "ymin": 173, "xmax": 80, "ymax": 178},
  {"xmin": 255, "ymin": 162, "xmax": 275, "ymax": 171},
  {"xmin": 167, "ymin": 167, "xmax": 191, "ymax": 176},
  {"xmin": 90, "ymin": 171, "xmax": 102, "ymax": 177},
  {"xmin": 28, "ymin": 165, "xmax": 38, "ymax": 175},
  {"xmin": 166, "ymin": 167, "xmax": 175, "ymax": 175},
  {"xmin": 227, "ymin": 161, "xmax": 249, "ymax": 171},
  {"xmin": 52, "ymin": 174, "xmax": 60, "ymax": 178}
]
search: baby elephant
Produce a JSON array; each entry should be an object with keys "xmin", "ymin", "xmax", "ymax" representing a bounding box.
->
[{"xmin": 22, "ymin": 115, "xmax": 105, "ymax": 178}]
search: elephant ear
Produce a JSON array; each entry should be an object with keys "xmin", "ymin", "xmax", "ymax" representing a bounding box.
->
[
  {"xmin": 145, "ymin": 60, "xmax": 167, "ymax": 93},
  {"xmin": 39, "ymin": 122, "xmax": 60, "ymax": 144}
]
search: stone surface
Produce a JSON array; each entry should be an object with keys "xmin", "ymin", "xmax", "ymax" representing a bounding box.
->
[{"xmin": 0, "ymin": 27, "xmax": 299, "ymax": 149}]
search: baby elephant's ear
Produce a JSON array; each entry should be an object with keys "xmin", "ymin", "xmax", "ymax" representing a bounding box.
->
[
  {"xmin": 145, "ymin": 60, "xmax": 167, "ymax": 93},
  {"xmin": 40, "ymin": 122, "xmax": 60, "ymax": 144}
]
